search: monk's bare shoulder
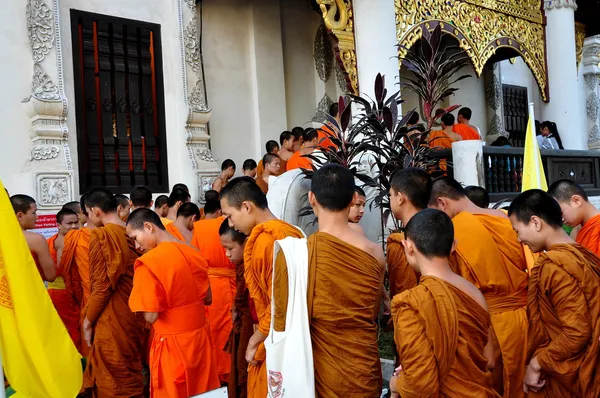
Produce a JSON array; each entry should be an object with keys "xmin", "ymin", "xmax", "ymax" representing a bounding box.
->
[
  {"xmin": 24, "ymin": 231, "xmax": 47, "ymax": 253},
  {"xmin": 474, "ymin": 208, "xmax": 507, "ymax": 219},
  {"xmin": 347, "ymin": 230, "xmax": 385, "ymax": 268},
  {"xmin": 348, "ymin": 222, "xmax": 364, "ymax": 235},
  {"xmin": 448, "ymin": 274, "xmax": 488, "ymax": 311}
]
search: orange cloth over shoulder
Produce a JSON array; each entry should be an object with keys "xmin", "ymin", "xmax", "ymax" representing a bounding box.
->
[
  {"xmin": 165, "ymin": 223, "xmax": 185, "ymax": 241},
  {"xmin": 130, "ymin": 241, "xmax": 220, "ymax": 397},
  {"xmin": 391, "ymin": 276, "xmax": 497, "ymax": 397},
  {"xmin": 160, "ymin": 217, "xmax": 173, "ymax": 227},
  {"xmin": 575, "ymin": 213, "xmax": 600, "ymax": 256},
  {"xmin": 83, "ymin": 224, "xmax": 145, "ymax": 397},
  {"xmin": 527, "ymin": 244, "xmax": 600, "ymax": 397},
  {"xmin": 317, "ymin": 124, "xmax": 337, "ymax": 149},
  {"xmin": 453, "ymin": 123, "xmax": 480, "ymax": 140},
  {"xmin": 273, "ymin": 232, "xmax": 383, "ymax": 396},
  {"xmin": 192, "ymin": 217, "xmax": 237, "ymax": 382},
  {"xmin": 255, "ymin": 178, "xmax": 268, "ymax": 194},
  {"xmin": 257, "ymin": 159, "xmax": 283, "ymax": 178},
  {"xmin": 244, "ymin": 220, "xmax": 304, "ymax": 398},
  {"xmin": 428, "ymin": 130, "xmax": 454, "ymax": 149},
  {"xmin": 286, "ymin": 151, "xmax": 312, "ymax": 172},
  {"xmin": 387, "ymin": 232, "xmax": 419, "ymax": 299},
  {"xmin": 451, "ymin": 212, "xmax": 528, "ymax": 398}
]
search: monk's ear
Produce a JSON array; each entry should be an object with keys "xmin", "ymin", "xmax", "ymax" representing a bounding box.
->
[
  {"xmin": 531, "ymin": 216, "xmax": 542, "ymax": 232},
  {"xmin": 308, "ymin": 191, "xmax": 317, "ymax": 208},
  {"xmin": 572, "ymin": 195, "xmax": 583, "ymax": 207},
  {"xmin": 450, "ymin": 239, "xmax": 458, "ymax": 254}
]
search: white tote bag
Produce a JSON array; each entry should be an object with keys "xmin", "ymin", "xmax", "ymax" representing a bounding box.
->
[{"xmin": 265, "ymin": 237, "xmax": 315, "ymax": 398}]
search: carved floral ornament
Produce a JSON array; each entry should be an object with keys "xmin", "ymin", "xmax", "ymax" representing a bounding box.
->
[
  {"xmin": 395, "ymin": 0, "xmax": 549, "ymax": 102},
  {"xmin": 31, "ymin": 63, "xmax": 59, "ymax": 101},
  {"xmin": 35, "ymin": 173, "xmax": 72, "ymax": 208},
  {"xmin": 26, "ymin": 0, "xmax": 54, "ymax": 63},
  {"xmin": 30, "ymin": 145, "xmax": 60, "ymax": 161}
]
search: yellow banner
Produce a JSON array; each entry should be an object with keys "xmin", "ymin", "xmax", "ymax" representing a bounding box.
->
[{"xmin": 521, "ymin": 113, "xmax": 548, "ymax": 192}]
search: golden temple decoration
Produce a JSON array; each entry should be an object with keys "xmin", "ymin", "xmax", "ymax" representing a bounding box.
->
[
  {"xmin": 576, "ymin": 22, "xmax": 586, "ymax": 70},
  {"xmin": 316, "ymin": 0, "xmax": 359, "ymax": 95},
  {"xmin": 395, "ymin": 0, "xmax": 549, "ymax": 102}
]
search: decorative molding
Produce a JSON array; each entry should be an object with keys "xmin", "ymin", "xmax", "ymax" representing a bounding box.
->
[
  {"xmin": 488, "ymin": 114, "xmax": 503, "ymax": 137},
  {"xmin": 184, "ymin": 15, "xmax": 200, "ymax": 73},
  {"xmin": 590, "ymin": 124, "xmax": 600, "ymax": 144},
  {"xmin": 31, "ymin": 145, "xmax": 60, "ymax": 161},
  {"xmin": 196, "ymin": 147, "xmax": 216, "ymax": 162},
  {"xmin": 314, "ymin": 24, "xmax": 334, "ymax": 83},
  {"xmin": 26, "ymin": 0, "xmax": 54, "ymax": 63},
  {"xmin": 543, "ymin": 0, "xmax": 578, "ymax": 11},
  {"xmin": 198, "ymin": 173, "xmax": 219, "ymax": 203},
  {"xmin": 576, "ymin": 22, "xmax": 586, "ymax": 70},
  {"xmin": 35, "ymin": 172, "xmax": 72, "ymax": 209},
  {"xmin": 189, "ymin": 80, "xmax": 209, "ymax": 113},
  {"xmin": 485, "ymin": 74, "xmax": 502, "ymax": 111},
  {"xmin": 312, "ymin": 93, "xmax": 334, "ymax": 122},
  {"xmin": 316, "ymin": 0, "xmax": 359, "ymax": 95},
  {"xmin": 464, "ymin": 0, "xmax": 542, "ymax": 23},
  {"xmin": 395, "ymin": 0, "xmax": 549, "ymax": 102},
  {"xmin": 335, "ymin": 62, "xmax": 348, "ymax": 93},
  {"xmin": 31, "ymin": 63, "xmax": 59, "ymax": 101},
  {"xmin": 584, "ymin": 73, "xmax": 599, "ymax": 91},
  {"xmin": 587, "ymin": 92, "xmax": 599, "ymax": 120},
  {"xmin": 185, "ymin": 0, "xmax": 196, "ymax": 10}
]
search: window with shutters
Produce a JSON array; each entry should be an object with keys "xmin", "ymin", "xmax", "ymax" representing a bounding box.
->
[
  {"xmin": 502, "ymin": 84, "xmax": 528, "ymax": 148},
  {"xmin": 70, "ymin": 10, "xmax": 169, "ymax": 194}
]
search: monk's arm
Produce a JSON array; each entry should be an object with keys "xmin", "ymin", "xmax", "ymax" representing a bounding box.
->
[
  {"xmin": 448, "ymin": 131, "xmax": 463, "ymax": 142},
  {"xmin": 273, "ymin": 250, "xmax": 288, "ymax": 332},
  {"xmin": 535, "ymin": 264, "xmax": 591, "ymax": 373},
  {"xmin": 204, "ymin": 283, "xmax": 212, "ymax": 306},
  {"xmin": 257, "ymin": 234, "xmax": 275, "ymax": 336},
  {"xmin": 484, "ymin": 326, "xmax": 495, "ymax": 370},
  {"xmin": 31, "ymin": 234, "xmax": 57, "ymax": 282},
  {"xmin": 393, "ymin": 297, "xmax": 439, "ymax": 396},
  {"xmin": 86, "ymin": 238, "xmax": 113, "ymax": 324},
  {"xmin": 212, "ymin": 179, "xmax": 223, "ymax": 192}
]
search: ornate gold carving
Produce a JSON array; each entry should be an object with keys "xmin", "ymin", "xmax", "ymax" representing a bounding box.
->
[
  {"xmin": 576, "ymin": 22, "xmax": 586, "ymax": 70},
  {"xmin": 316, "ymin": 0, "xmax": 358, "ymax": 95},
  {"xmin": 395, "ymin": 0, "xmax": 549, "ymax": 102}
]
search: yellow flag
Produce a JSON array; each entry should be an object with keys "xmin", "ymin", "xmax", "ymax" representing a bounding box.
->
[
  {"xmin": 0, "ymin": 181, "xmax": 82, "ymax": 397},
  {"xmin": 521, "ymin": 104, "xmax": 548, "ymax": 192}
]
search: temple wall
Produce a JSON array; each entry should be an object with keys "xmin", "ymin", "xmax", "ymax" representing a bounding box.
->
[
  {"xmin": 499, "ymin": 58, "xmax": 543, "ymax": 122},
  {"xmin": 451, "ymin": 64, "xmax": 487, "ymax": 133}
]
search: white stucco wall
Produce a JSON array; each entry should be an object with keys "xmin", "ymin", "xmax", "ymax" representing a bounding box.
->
[
  {"xmin": 450, "ymin": 64, "xmax": 487, "ymax": 133},
  {"xmin": 499, "ymin": 58, "xmax": 542, "ymax": 121}
]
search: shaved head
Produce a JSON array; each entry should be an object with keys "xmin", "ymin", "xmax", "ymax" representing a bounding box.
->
[
  {"xmin": 390, "ymin": 168, "xmax": 432, "ymax": 210},
  {"xmin": 429, "ymin": 177, "xmax": 467, "ymax": 206},
  {"xmin": 126, "ymin": 208, "xmax": 165, "ymax": 230},
  {"xmin": 220, "ymin": 177, "xmax": 267, "ymax": 210},
  {"xmin": 10, "ymin": 194, "xmax": 36, "ymax": 214},
  {"xmin": 548, "ymin": 179, "xmax": 588, "ymax": 202}
]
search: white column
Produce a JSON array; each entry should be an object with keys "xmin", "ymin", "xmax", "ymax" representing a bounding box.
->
[
  {"xmin": 542, "ymin": 0, "xmax": 582, "ymax": 149},
  {"xmin": 353, "ymin": 0, "xmax": 399, "ymax": 108},
  {"xmin": 452, "ymin": 141, "xmax": 485, "ymax": 187},
  {"xmin": 582, "ymin": 36, "xmax": 600, "ymax": 150}
]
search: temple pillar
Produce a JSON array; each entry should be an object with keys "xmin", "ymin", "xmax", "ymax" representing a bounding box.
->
[
  {"xmin": 582, "ymin": 36, "xmax": 600, "ymax": 150},
  {"xmin": 483, "ymin": 63, "xmax": 506, "ymax": 145},
  {"xmin": 542, "ymin": 0, "xmax": 582, "ymax": 149}
]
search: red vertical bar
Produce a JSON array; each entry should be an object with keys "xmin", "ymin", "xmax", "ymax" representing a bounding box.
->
[
  {"xmin": 92, "ymin": 21, "xmax": 106, "ymax": 177},
  {"xmin": 149, "ymin": 31, "xmax": 159, "ymax": 163},
  {"xmin": 77, "ymin": 24, "xmax": 89, "ymax": 175}
]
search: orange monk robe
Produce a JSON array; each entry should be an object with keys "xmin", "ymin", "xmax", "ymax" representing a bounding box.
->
[
  {"xmin": 453, "ymin": 123, "xmax": 480, "ymax": 140},
  {"xmin": 285, "ymin": 151, "xmax": 312, "ymax": 172},
  {"xmin": 391, "ymin": 276, "xmax": 497, "ymax": 397},
  {"xmin": 317, "ymin": 124, "xmax": 337, "ymax": 149},
  {"xmin": 451, "ymin": 212, "xmax": 528, "ymax": 398},
  {"xmin": 575, "ymin": 213, "xmax": 600, "ymax": 256},
  {"xmin": 199, "ymin": 208, "xmax": 206, "ymax": 220},
  {"xmin": 387, "ymin": 232, "xmax": 419, "ymax": 299},
  {"xmin": 192, "ymin": 217, "xmax": 237, "ymax": 382},
  {"xmin": 83, "ymin": 224, "xmax": 145, "ymax": 397},
  {"xmin": 47, "ymin": 234, "xmax": 82, "ymax": 352},
  {"xmin": 527, "ymin": 244, "xmax": 600, "ymax": 397},
  {"xmin": 257, "ymin": 160, "xmax": 283, "ymax": 178},
  {"xmin": 165, "ymin": 223, "xmax": 185, "ymax": 242},
  {"xmin": 255, "ymin": 178, "xmax": 268, "ymax": 194},
  {"xmin": 273, "ymin": 232, "xmax": 383, "ymax": 396},
  {"xmin": 160, "ymin": 217, "xmax": 173, "ymax": 227},
  {"xmin": 244, "ymin": 220, "xmax": 304, "ymax": 398},
  {"xmin": 130, "ymin": 242, "xmax": 220, "ymax": 397},
  {"xmin": 428, "ymin": 130, "xmax": 454, "ymax": 149}
]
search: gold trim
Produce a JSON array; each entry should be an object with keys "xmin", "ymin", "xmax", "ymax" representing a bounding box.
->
[
  {"xmin": 395, "ymin": 0, "xmax": 549, "ymax": 102},
  {"xmin": 462, "ymin": 0, "xmax": 542, "ymax": 24},
  {"xmin": 316, "ymin": 0, "xmax": 359, "ymax": 95},
  {"xmin": 576, "ymin": 22, "xmax": 586, "ymax": 70}
]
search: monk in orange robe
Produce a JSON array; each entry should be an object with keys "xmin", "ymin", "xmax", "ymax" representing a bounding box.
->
[
  {"xmin": 390, "ymin": 208, "xmax": 497, "ymax": 397},
  {"xmin": 10, "ymin": 194, "xmax": 56, "ymax": 282},
  {"xmin": 82, "ymin": 188, "xmax": 145, "ymax": 397},
  {"xmin": 220, "ymin": 177, "xmax": 304, "ymax": 398},
  {"xmin": 47, "ymin": 208, "xmax": 82, "ymax": 351},
  {"xmin": 277, "ymin": 131, "xmax": 295, "ymax": 172},
  {"xmin": 453, "ymin": 107, "xmax": 481, "ymax": 140},
  {"xmin": 154, "ymin": 195, "xmax": 169, "ymax": 218},
  {"xmin": 549, "ymin": 179, "xmax": 600, "ymax": 255},
  {"xmin": 286, "ymin": 129, "xmax": 318, "ymax": 172},
  {"xmin": 127, "ymin": 209, "xmax": 220, "ymax": 397},
  {"xmin": 256, "ymin": 153, "xmax": 281, "ymax": 194},
  {"xmin": 430, "ymin": 178, "xmax": 528, "ymax": 398},
  {"xmin": 508, "ymin": 189, "xmax": 600, "ymax": 397},
  {"xmin": 192, "ymin": 201, "xmax": 236, "ymax": 382},
  {"xmin": 165, "ymin": 202, "xmax": 201, "ymax": 243},
  {"xmin": 256, "ymin": 140, "xmax": 281, "ymax": 179},
  {"xmin": 273, "ymin": 164, "xmax": 384, "ymax": 396}
]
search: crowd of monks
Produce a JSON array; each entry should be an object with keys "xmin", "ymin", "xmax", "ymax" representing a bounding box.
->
[{"xmin": 5, "ymin": 105, "xmax": 600, "ymax": 397}]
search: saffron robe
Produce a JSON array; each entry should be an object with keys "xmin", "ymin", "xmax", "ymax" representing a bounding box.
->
[
  {"xmin": 575, "ymin": 213, "xmax": 600, "ymax": 256},
  {"xmin": 255, "ymin": 177, "xmax": 269, "ymax": 194},
  {"xmin": 387, "ymin": 232, "xmax": 419, "ymax": 299},
  {"xmin": 83, "ymin": 224, "xmax": 145, "ymax": 397},
  {"xmin": 273, "ymin": 232, "xmax": 383, "ymax": 396},
  {"xmin": 451, "ymin": 212, "xmax": 528, "ymax": 398},
  {"xmin": 165, "ymin": 223, "xmax": 185, "ymax": 242},
  {"xmin": 317, "ymin": 124, "xmax": 337, "ymax": 149},
  {"xmin": 160, "ymin": 217, "xmax": 173, "ymax": 227},
  {"xmin": 47, "ymin": 234, "xmax": 82, "ymax": 352},
  {"xmin": 244, "ymin": 220, "xmax": 304, "ymax": 398},
  {"xmin": 257, "ymin": 160, "xmax": 283, "ymax": 178},
  {"xmin": 428, "ymin": 130, "xmax": 454, "ymax": 149},
  {"xmin": 392, "ymin": 276, "xmax": 497, "ymax": 397},
  {"xmin": 192, "ymin": 217, "xmax": 237, "ymax": 381},
  {"xmin": 453, "ymin": 123, "xmax": 480, "ymax": 140},
  {"xmin": 285, "ymin": 151, "xmax": 312, "ymax": 171},
  {"xmin": 129, "ymin": 242, "xmax": 219, "ymax": 397},
  {"xmin": 527, "ymin": 244, "xmax": 600, "ymax": 397}
]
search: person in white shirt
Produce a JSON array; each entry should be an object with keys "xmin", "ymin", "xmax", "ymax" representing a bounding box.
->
[{"xmin": 537, "ymin": 121, "xmax": 563, "ymax": 150}]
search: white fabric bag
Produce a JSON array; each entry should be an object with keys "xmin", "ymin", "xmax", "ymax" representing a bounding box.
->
[{"xmin": 265, "ymin": 237, "xmax": 315, "ymax": 398}]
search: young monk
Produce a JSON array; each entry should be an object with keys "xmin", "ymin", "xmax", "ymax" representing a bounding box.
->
[
  {"xmin": 428, "ymin": 113, "xmax": 463, "ymax": 149},
  {"xmin": 219, "ymin": 220, "xmax": 254, "ymax": 398},
  {"xmin": 243, "ymin": 159, "xmax": 258, "ymax": 178},
  {"xmin": 390, "ymin": 208, "xmax": 496, "ymax": 397},
  {"xmin": 255, "ymin": 140, "xmax": 280, "ymax": 180},
  {"xmin": 508, "ymin": 189, "xmax": 600, "ymax": 397},
  {"xmin": 173, "ymin": 183, "xmax": 189, "ymax": 193},
  {"xmin": 47, "ymin": 208, "xmax": 81, "ymax": 350},
  {"xmin": 82, "ymin": 188, "xmax": 145, "ymax": 397},
  {"xmin": 193, "ymin": 199, "xmax": 236, "ymax": 383},
  {"xmin": 256, "ymin": 153, "xmax": 281, "ymax": 194},
  {"xmin": 549, "ymin": 179, "xmax": 600, "ymax": 255},
  {"xmin": 286, "ymin": 129, "xmax": 319, "ymax": 171},
  {"xmin": 165, "ymin": 202, "xmax": 201, "ymax": 243},
  {"xmin": 220, "ymin": 177, "xmax": 304, "ymax": 398},
  {"xmin": 162, "ymin": 188, "xmax": 191, "ymax": 226},
  {"xmin": 115, "ymin": 194, "xmax": 131, "ymax": 220},
  {"xmin": 273, "ymin": 164, "xmax": 385, "ymax": 396},
  {"xmin": 130, "ymin": 186, "xmax": 154, "ymax": 211},
  {"xmin": 126, "ymin": 208, "xmax": 220, "ymax": 397},
  {"xmin": 454, "ymin": 107, "xmax": 481, "ymax": 140},
  {"xmin": 348, "ymin": 186, "xmax": 366, "ymax": 235},
  {"xmin": 429, "ymin": 177, "xmax": 528, "ymax": 398},
  {"xmin": 277, "ymin": 131, "xmax": 295, "ymax": 169},
  {"xmin": 213, "ymin": 159, "xmax": 237, "ymax": 193},
  {"xmin": 10, "ymin": 194, "xmax": 56, "ymax": 282},
  {"xmin": 154, "ymin": 195, "xmax": 169, "ymax": 218},
  {"xmin": 465, "ymin": 185, "xmax": 490, "ymax": 209}
]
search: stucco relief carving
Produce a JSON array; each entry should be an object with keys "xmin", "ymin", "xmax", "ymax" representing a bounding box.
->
[
  {"xmin": 312, "ymin": 93, "xmax": 334, "ymax": 122},
  {"xmin": 185, "ymin": 0, "xmax": 196, "ymax": 10},
  {"xmin": 543, "ymin": 0, "xmax": 578, "ymax": 10},
  {"xmin": 189, "ymin": 81, "xmax": 209, "ymax": 113},
  {"xmin": 198, "ymin": 174, "xmax": 219, "ymax": 202},
  {"xmin": 196, "ymin": 147, "xmax": 216, "ymax": 162},
  {"xmin": 584, "ymin": 73, "xmax": 599, "ymax": 91},
  {"xmin": 314, "ymin": 24, "xmax": 334, "ymax": 83},
  {"xmin": 184, "ymin": 15, "xmax": 200, "ymax": 73},
  {"xmin": 35, "ymin": 173, "xmax": 72, "ymax": 208},
  {"xmin": 31, "ymin": 64, "xmax": 59, "ymax": 101},
  {"xmin": 26, "ymin": 0, "xmax": 54, "ymax": 63},
  {"xmin": 487, "ymin": 114, "xmax": 505, "ymax": 137},
  {"xmin": 335, "ymin": 62, "xmax": 348, "ymax": 93},
  {"xmin": 587, "ymin": 92, "xmax": 599, "ymax": 120},
  {"xmin": 590, "ymin": 124, "xmax": 600, "ymax": 144},
  {"xmin": 31, "ymin": 145, "xmax": 60, "ymax": 161}
]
